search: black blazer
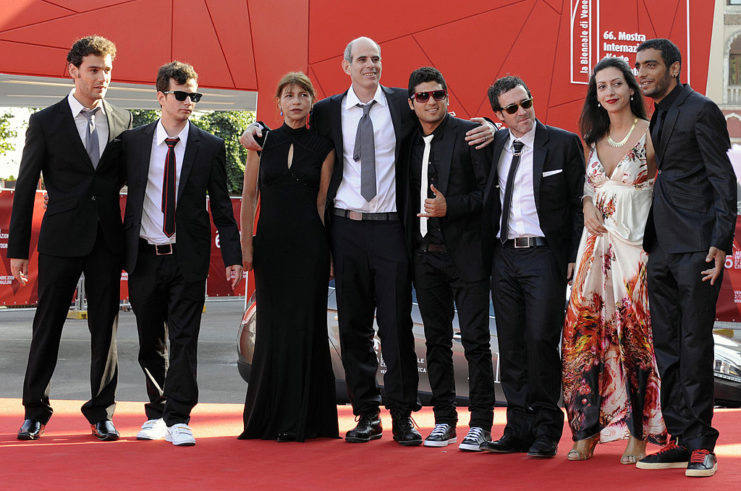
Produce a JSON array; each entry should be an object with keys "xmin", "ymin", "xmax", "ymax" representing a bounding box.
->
[
  {"xmin": 482, "ymin": 120, "xmax": 585, "ymax": 279},
  {"xmin": 8, "ymin": 98, "xmax": 132, "ymax": 259},
  {"xmin": 643, "ymin": 84, "xmax": 736, "ymax": 255},
  {"xmin": 309, "ymin": 85, "xmax": 416, "ymax": 214},
  {"xmin": 402, "ymin": 115, "xmax": 491, "ymax": 282},
  {"xmin": 120, "ymin": 121, "xmax": 242, "ymax": 282}
]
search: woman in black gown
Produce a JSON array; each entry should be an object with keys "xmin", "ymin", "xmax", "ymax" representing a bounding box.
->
[{"xmin": 239, "ymin": 72, "xmax": 338, "ymax": 441}]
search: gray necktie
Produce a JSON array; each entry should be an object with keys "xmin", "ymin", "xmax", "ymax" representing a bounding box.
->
[
  {"xmin": 353, "ymin": 100, "xmax": 377, "ymax": 201},
  {"xmin": 81, "ymin": 107, "xmax": 101, "ymax": 168}
]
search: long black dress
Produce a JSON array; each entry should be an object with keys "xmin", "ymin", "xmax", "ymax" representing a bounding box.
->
[{"xmin": 239, "ymin": 123, "xmax": 339, "ymax": 441}]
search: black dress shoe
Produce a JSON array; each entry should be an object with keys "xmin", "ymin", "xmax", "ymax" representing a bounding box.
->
[
  {"xmin": 346, "ymin": 413, "xmax": 382, "ymax": 443},
  {"xmin": 392, "ymin": 415, "xmax": 422, "ymax": 446},
  {"xmin": 276, "ymin": 432, "xmax": 296, "ymax": 442},
  {"xmin": 527, "ymin": 437, "xmax": 558, "ymax": 458},
  {"xmin": 482, "ymin": 434, "xmax": 528, "ymax": 453},
  {"xmin": 18, "ymin": 419, "xmax": 45, "ymax": 440},
  {"xmin": 91, "ymin": 420, "xmax": 120, "ymax": 441}
]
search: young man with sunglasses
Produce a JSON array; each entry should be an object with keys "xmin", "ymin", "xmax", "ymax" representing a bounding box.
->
[
  {"xmin": 119, "ymin": 61, "xmax": 242, "ymax": 446},
  {"xmin": 480, "ymin": 76, "xmax": 584, "ymax": 458},
  {"xmin": 402, "ymin": 67, "xmax": 494, "ymax": 452},
  {"xmin": 9, "ymin": 35, "xmax": 132, "ymax": 442}
]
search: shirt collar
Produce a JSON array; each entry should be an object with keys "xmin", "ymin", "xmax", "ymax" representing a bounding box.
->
[
  {"xmin": 155, "ymin": 119, "xmax": 190, "ymax": 146},
  {"xmin": 68, "ymin": 89, "xmax": 106, "ymax": 118},
  {"xmin": 344, "ymin": 84, "xmax": 386, "ymax": 110},
  {"xmin": 655, "ymin": 83, "xmax": 682, "ymax": 112},
  {"xmin": 508, "ymin": 121, "xmax": 536, "ymax": 150}
]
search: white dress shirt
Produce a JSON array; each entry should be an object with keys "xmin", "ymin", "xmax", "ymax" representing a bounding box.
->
[
  {"xmin": 140, "ymin": 120, "xmax": 189, "ymax": 245},
  {"xmin": 335, "ymin": 84, "xmax": 397, "ymax": 213},
  {"xmin": 68, "ymin": 89, "xmax": 109, "ymax": 158},
  {"xmin": 497, "ymin": 124, "xmax": 545, "ymax": 239}
]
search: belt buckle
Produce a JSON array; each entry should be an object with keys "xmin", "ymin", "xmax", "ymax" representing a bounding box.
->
[
  {"xmin": 348, "ymin": 211, "xmax": 363, "ymax": 221},
  {"xmin": 513, "ymin": 237, "xmax": 529, "ymax": 249},
  {"xmin": 155, "ymin": 243, "xmax": 173, "ymax": 255}
]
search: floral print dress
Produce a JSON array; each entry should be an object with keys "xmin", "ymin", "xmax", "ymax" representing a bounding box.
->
[{"xmin": 562, "ymin": 132, "xmax": 667, "ymax": 444}]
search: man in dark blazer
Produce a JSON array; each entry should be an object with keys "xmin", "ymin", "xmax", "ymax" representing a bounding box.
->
[
  {"xmin": 8, "ymin": 35, "xmax": 132, "ymax": 441},
  {"xmin": 401, "ymin": 67, "xmax": 494, "ymax": 452},
  {"xmin": 480, "ymin": 76, "xmax": 584, "ymax": 458},
  {"xmin": 633, "ymin": 39, "xmax": 736, "ymax": 478},
  {"xmin": 120, "ymin": 61, "xmax": 242, "ymax": 446}
]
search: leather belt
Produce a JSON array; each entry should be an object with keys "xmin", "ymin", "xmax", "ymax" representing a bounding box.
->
[
  {"xmin": 503, "ymin": 237, "xmax": 547, "ymax": 249},
  {"xmin": 417, "ymin": 243, "xmax": 447, "ymax": 253},
  {"xmin": 139, "ymin": 238, "xmax": 176, "ymax": 255},
  {"xmin": 332, "ymin": 209, "xmax": 399, "ymax": 221}
]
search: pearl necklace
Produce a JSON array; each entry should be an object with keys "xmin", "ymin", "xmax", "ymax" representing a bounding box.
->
[{"xmin": 607, "ymin": 118, "xmax": 638, "ymax": 147}]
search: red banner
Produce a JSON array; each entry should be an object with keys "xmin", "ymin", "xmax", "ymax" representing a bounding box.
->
[
  {"xmin": 715, "ymin": 218, "xmax": 741, "ymax": 322},
  {"xmin": 207, "ymin": 197, "xmax": 247, "ymax": 298}
]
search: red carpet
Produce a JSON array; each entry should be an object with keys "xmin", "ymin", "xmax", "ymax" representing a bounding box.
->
[{"xmin": 1, "ymin": 398, "xmax": 739, "ymax": 490}]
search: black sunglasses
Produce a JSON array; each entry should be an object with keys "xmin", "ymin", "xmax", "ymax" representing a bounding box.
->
[
  {"xmin": 411, "ymin": 89, "xmax": 447, "ymax": 102},
  {"xmin": 163, "ymin": 90, "xmax": 203, "ymax": 103},
  {"xmin": 500, "ymin": 98, "xmax": 533, "ymax": 114}
]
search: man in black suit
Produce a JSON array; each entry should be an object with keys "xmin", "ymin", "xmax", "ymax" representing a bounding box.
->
[
  {"xmin": 633, "ymin": 39, "xmax": 736, "ymax": 478},
  {"xmin": 240, "ymin": 37, "xmax": 494, "ymax": 446},
  {"xmin": 401, "ymin": 67, "xmax": 494, "ymax": 452},
  {"xmin": 8, "ymin": 35, "xmax": 132, "ymax": 441},
  {"xmin": 480, "ymin": 76, "xmax": 584, "ymax": 458},
  {"xmin": 120, "ymin": 61, "xmax": 242, "ymax": 446}
]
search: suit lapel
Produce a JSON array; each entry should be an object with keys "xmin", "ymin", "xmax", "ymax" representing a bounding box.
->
[
  {"xmin": 435, "ymin": 117, "xmax": 454, "ymax": 195},
  {"xmin": 178, "ymin": 121, "xmax": 200, "ymax": 200},
  {"xmin": 102, "ymin": 100, "xmax": 125, "ymax": 141},
  {"xmin": 56, "ymin": 99, "xmax": 92, "ymax": 168},
  {"xmin": 659, "ymin": 84, "xmax": 692, "ymax": 158},
  {"xmin": 383, "ymin": 86, "xmax": 403, "ymax": 159},
  {"xmin": 134, "ymin": 123, "xmax": 156, "ymax": 211},
  {"xmin": 532, "ymin": 121, "xmax": 549, "ymax": 213},
  {"xmin": 483, "ymin": 129, "xmax": 507, "ymax": 208},
  {"xmin": 330, "ymin": 93, "xmax": 345, "ymax": 158}
]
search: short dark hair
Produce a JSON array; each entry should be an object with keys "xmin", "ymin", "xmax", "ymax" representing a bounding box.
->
[
  {"xmin": 487, "ymin": 76, "xmax": 531, "ymax": 112},
  {"xmin": 156, "ymin": 61, "xmax": 198, "ymax": 93},
  {"xmin": 637, "ymin": 38, "xmax": 682, "ymax": 83},
  {"xmin": 407, "ymin": 66, "xmax": 447, "ymax": 98},
  {"xmin": 67, "ymin": 35, "xmax": 116, "ymax": 67},
  {"xmin": 579, "ymin": 57, "xmax": 646, "ymax": 145}
]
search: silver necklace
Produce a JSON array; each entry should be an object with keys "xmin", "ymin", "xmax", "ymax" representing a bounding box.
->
[{"xmin": 607, "ymin": 118, "xmax": 638, "ymax": 147}]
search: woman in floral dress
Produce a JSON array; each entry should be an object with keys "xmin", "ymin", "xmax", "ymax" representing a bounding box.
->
[{"xmin": 563, "ymin": 57, "xmax": 667, "ymax": 463}]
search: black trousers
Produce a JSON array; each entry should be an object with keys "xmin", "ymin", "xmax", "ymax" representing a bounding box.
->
[
  {"xmin": 491, "ymin": 243, "xmax": 565, "ymax": 443},
  {"xmin": 647, "ymin": 243, "xmax": 721, "ymax": 451},
  {"xmin": 22, "ymin": 228, "xmax": 121, "ymax": 424},
  {"xmin": 414, "ymin": 250, "xmax": 494, "ymax": 430},
  {"xmin": 128, "ymin": 249, "xmax": 205, "ymax": 426},
  {"xmin": 330, "ymin": 216, "xmax": 420, "ymax": 417}
]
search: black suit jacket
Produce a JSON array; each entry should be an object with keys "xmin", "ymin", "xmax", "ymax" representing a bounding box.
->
[
  {"xmin": 309, "ymin": 85, "xmax": 416, "ymax": 215},
  {"xmin": 120, "ymin": 121, "xmax": 241, "ymax": 282},
  {"xmin": 482, "ymin": 120, "xmax": 585, "ymax": 279},
  {"xmin": 402, "ymin": 115, "xmax": 491, "ymax": 282},
  {"xmin": 8, "ymin": 98, "xmax": 132, "ymax": 259},
  {"xmin": 643, "ymin": 84, "xmax": 736, "ymax": 255}
]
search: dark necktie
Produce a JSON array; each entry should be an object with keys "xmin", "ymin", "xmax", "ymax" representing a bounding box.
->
[
  {"xmin": 162, "ymin": 137, "xmax": 180, "ymax": 237},
  {"xmin": 81, "ymin": 107, "xmax": 100, "ymax": 168},
  {"xmin": 500, "ymin": 140, "xmax": 525, "ymax": 243},
  {"xmin": 353, "ymin": 100, "xmax": 377, "ymax": 201}
]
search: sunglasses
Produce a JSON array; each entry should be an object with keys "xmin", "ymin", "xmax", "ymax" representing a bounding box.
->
[
  {"xmin": 411, "ymin": 89, "xmax": 447, "ymax": 102},
  {"xmin": 499, "ymin": 98, "xmax": 533, "ymax": 114},
  {"xmin": 163, "ymin": 90, "xmax": 203, "ymax": 103}
]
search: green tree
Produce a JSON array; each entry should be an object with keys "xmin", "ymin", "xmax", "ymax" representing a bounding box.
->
[
  {"xmin": 0, "ymin": 112, "xmax": 17, "ymax": 155},
  {"xmin": 193, "ymin": 111, "xmax": 254, "ymax": 194}
]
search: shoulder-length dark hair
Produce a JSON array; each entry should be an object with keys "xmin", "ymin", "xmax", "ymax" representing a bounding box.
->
[{"xmin": 579, "ymin": 57, "xmax": 646, "ymax": 145}]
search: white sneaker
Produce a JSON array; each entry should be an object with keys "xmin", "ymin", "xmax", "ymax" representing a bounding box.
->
[
  {"xmin": 166, "ymin": 423, "xmax": 196, "ymax": 446},
  {"xmin": 458, "ymin": 426, "xmax": 491, "ymax": 452},
  {"xmin": 136, "ymin": 418, "xmax": 167, "ymax": 440}
]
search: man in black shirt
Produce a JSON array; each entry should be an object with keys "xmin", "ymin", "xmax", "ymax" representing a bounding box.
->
[
  {"xmin": 402, "ymin": 67, "xmax": 494, "ymax": 452},
  {"xmin": 634, "ymin": 38, "xmax": 736, "ymax": 478}
]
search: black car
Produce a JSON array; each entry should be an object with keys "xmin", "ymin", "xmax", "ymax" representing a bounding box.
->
[{"xmin": 238, "ymin": 287, "xmax": 741, "ymax": 408}]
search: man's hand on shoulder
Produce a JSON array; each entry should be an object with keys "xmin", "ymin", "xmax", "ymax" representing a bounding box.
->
[
  {"xmin": 465, "ymin": 117, "xmax": 499, "ymax": 149},
  {"xmin": 239, "ymin": 123, "xmax": 264, "ymax": 151}
]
